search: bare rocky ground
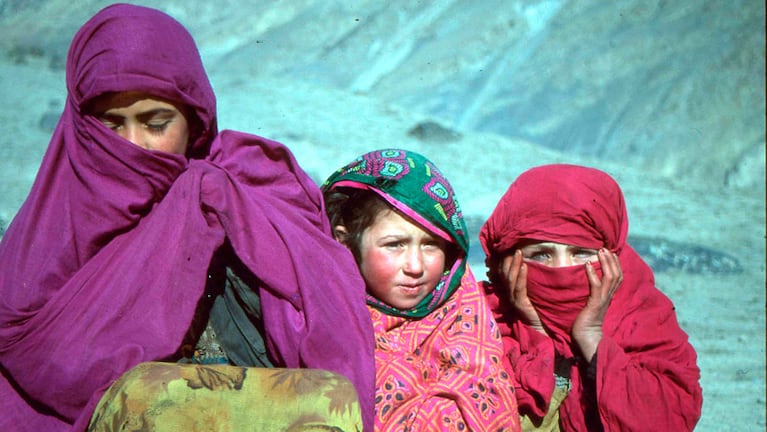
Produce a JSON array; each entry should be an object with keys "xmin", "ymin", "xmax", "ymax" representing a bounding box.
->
[{"xmin": 0, "ymin": 1, "xmax": 764, "ymax": 430}]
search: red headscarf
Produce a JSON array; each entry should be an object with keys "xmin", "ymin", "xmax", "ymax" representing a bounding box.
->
[
  {"xmin": 480, "ymin": 164, "xmax": 702, "ymax": 431},
  {"xmin": 480, "ymin": 164, "xmax": 628, "ymax": 255}
]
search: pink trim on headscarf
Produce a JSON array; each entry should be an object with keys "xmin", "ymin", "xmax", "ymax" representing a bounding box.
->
[{"xmin": 329, "ymin": 179, "xmax": 455, "ymax": 244}]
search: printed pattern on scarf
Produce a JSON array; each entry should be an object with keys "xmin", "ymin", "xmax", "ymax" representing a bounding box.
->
[
  {"xmin": 323, "ymin": 149, "xmax": 467, "ymax": 318},
  {"xmin": 370, "ymin": 271, "xmax": 520, "ymax": 432},
  {"xmin": 324, "ymin": 148, "xmax": 521, "ymax": 430}
]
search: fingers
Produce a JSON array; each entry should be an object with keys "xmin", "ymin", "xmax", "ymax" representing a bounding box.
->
[
  {"xmin": 500, "ymin": 254, "xmax": 514, "ymax": 282},
  {"xmin": 599, "ymin": 248, "xmax": 623, "ymax": 297},
  {"xmin": 515, "ymin": 258, "xmax": 528, "ymax": 304},
  {"xmin": 585, "ymin": 248, "xmax": 623, "ymax": 303},
  {"xmin": 503, "ymin": 252, "xmax": 544, "ymax": 333},
  {"xmin": 501, "ymin": 251, "xmax": 532, "ymax": 310},
  {"xmin": 501, "ymin": 250, "xmax": 523, "ymax": 300},
  {"xmin": 585, "ymin": 259, "xmax": 600, "ymax": 290}
]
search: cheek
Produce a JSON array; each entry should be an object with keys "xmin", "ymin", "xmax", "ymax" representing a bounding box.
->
[
  {"xmin": 423, "ymin": 254, "xmax": 446, "ymax": 285},
  {"xmin": 158, "ymin": 122, "xmax": 190, "ymax": 154},
  {"xmin": 424, "ymin": 253, "xmax": 445, "ymax": 271},
  {"xmin": 172, "ymin": 131, "xmax": 190, "ymax": 153},
  {"xmin": 359, "ymin": 248, "xmax": 398, "ymax": 286}
]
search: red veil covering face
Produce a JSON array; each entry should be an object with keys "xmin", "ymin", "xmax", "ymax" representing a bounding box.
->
[
  {"xmin": 0, "ymin": 4, "xmax": 374, "ymax": 431},
  {"xmin": 479, "ymin": 164, "xmax": 702, "ymax": 431}
]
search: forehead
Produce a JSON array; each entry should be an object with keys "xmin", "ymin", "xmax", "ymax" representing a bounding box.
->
[
  {"xmin": 518, "ymin": 241, "xmax": 595, "ymax": 251},
  {"xmin": 368, "ymin": 208, "xmax": 434, "ymax": 236},
  {"xmin": 87, "ymin": 91, "xmax": 180, "ymax": 114},
  {"xmin": 519, "ymin": 241, "xmax": 563, "ymax": 249}
]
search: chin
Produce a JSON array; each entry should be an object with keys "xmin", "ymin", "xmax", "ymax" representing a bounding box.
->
[{"xmin": 390, "ymin": 298, "xmax": 423, "ymax": 310}]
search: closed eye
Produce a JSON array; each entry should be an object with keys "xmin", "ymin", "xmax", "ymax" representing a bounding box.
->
[
  {"xmin": 97, "ymin": 115, "xmax": 122, "ymax": 131},
  {"xmin": 146, "ymin": 120, "xmax": 171, "ymax": 133},
  {"xmin": 140, "ymin": 109, "xmax": 177, "ymax": 134}
]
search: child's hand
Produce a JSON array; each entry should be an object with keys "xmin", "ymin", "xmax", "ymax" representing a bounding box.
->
[
  {"xmin": 501, "ymin": 250, "xmax": 546, "ymax": 334},
  {"xmin": 572, "ymin": 249, "xmax": 623, "ymax": 362}
]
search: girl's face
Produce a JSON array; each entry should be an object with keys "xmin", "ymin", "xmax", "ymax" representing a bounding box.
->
[
  {"xmin": 518, "ymin": 241, "xmax": 599, "ymax": 267},
  {"xmin": 89, "ymin": 91, "xmax": 190, "ymax": 154},
  {"xmin": 357, "ymin": 208, "xmax": 447, "ymax": 310}
]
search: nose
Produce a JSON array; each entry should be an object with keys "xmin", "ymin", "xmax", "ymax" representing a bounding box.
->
[
  {"xmin": 403, "ymin": 247, "xmax": 424, "ymax": 275},
  {"xmin": 119, "ymin": 123, "xmax": 146, "ymax": 149},
  {"xmin": 552, "ymin": 252, "xmax": 572, "ymax": 268}
]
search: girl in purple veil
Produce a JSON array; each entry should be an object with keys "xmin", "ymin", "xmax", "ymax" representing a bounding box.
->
[{"xmin": 0, "ymin": 4, "xmax": 374, "ymax": 431}]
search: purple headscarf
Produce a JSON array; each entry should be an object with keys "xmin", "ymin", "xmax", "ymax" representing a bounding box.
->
[{"xmin": 0, "ymin": 4, "xmax": 375, "ymax": 431}]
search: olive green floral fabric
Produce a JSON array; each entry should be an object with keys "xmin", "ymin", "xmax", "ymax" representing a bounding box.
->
[{"xmin": 88, "ymin": 362, "xmax": 362, "ymax": 432}]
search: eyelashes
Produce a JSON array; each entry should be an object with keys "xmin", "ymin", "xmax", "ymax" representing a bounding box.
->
[{"xmin": 147, "ymin": 120, "xmax": 171, "ymax": 133}]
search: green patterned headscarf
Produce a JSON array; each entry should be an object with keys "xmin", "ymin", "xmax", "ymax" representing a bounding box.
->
[{"xmin": 322, "ymin": 149, "xmax": 468, "ymax": 318}]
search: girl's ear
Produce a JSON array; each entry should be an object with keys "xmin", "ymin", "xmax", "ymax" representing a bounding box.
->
[{"xmin": 332, "ymin": 225, "xmax": 350, "ymax": 245}]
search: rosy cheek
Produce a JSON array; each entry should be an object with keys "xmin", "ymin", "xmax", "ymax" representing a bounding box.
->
[
  {"xmin": 363, "ymin": 250, "xmax": 398, "ymax": 278},
  {"xmin": 424, "ymin": 253, "xmax": 446, "ymax": 273}
]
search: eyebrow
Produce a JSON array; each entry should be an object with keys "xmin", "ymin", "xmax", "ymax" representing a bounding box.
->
[
  {"xmin": 521, "ymin": 243, "xmax": 553, "ymax": 250},
  {"xmin": 568, "ymin": 245, "xmax": 598, "ymax": 252},
  {"xmin": 378, "ymin": 234, "xmax": 409, "ymax": 242},
  {"xmin": 100, "ymin": 108, "xmax": 177, "ymax": 119}
]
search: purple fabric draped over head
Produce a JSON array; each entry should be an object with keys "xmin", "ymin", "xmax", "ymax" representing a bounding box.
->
[
  {"xmin": 67, "ymin": 3, "xmax": 217, "ymax": 153},
  {"xmin": 0, "ymin": 4, "xmax": 375, "ymax": 431}
]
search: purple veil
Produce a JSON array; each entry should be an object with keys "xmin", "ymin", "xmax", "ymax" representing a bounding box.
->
[{"xmin": 0, "ymin": 4, "xmax": 375, "ymax": 431}]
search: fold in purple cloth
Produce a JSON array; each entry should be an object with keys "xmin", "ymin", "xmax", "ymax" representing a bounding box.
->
[{"xmin": 0, "ymin": 4, "xmax": 375, "ymax": 431}]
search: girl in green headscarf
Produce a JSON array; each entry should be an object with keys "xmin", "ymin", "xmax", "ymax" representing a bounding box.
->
[{"xmin": 323, "ymin": 149, "xmax": 521, "ymax": 431}]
